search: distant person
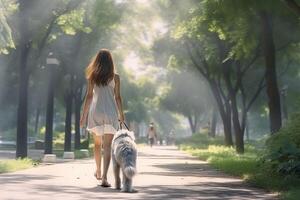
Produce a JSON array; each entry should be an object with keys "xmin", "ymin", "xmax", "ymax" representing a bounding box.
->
[
  {"xmin": 147, "ymin": 122, "xmax": 157, "ymax": 147},
  {"xmin": 80, "ymin": 49, "xmax": 125, "ymax": 188}
]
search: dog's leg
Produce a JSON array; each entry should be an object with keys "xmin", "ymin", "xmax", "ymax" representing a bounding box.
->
[
  {"xmin": 113, "ymin": 161, "xmax": 121, "ymax": 190},
  {"xmin": 122, "ymin": 173, "xmax": 133, "ymax": 193}
]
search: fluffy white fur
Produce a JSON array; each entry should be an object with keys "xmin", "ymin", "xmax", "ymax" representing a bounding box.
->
[{"xmin": 112, "ymin": 129, "xmax": 137, "ymax": 192}]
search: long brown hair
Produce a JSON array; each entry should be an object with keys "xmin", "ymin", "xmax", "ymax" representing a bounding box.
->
[{"xmin": 85, "ymin": 49, "xmax": 115, "ymax": 86}]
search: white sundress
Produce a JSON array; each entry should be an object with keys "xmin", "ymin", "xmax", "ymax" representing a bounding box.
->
[{"xmin": 87, "ymin": 79, "xmax": 119, "ymax": 135}]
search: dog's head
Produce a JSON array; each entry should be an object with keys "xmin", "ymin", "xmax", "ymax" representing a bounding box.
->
[{"xmin": 113, "ymin": 129, "xmax": 135, "ymax": 142}]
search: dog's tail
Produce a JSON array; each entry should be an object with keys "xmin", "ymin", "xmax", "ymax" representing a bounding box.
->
[
  {"xmin": 122, "ymin": 148, "xmax": 137, "ymax": 178},
  {"xmin": 124, "ymin": 166, "xmax": 136, "ymax": 179}
]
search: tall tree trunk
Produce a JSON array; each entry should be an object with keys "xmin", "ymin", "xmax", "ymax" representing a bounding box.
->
[
  {"xmin": 231, "ymin": 100, "xmax": 244, "ymax": 154},
  {"xmin": 223, "ymin": 102, "xmax": 233, "ymax": 146},
  {"xmin": 16, "ymin": 1, "xmax": 31, "ymax": 158},
  {"xmin": 44, "ymin": 67, "xmax": 55, "ymax": 154},
  {"xmin": 16, "ymin": 48, "xmax": 29, "ymax": 158},
  {"xmin": 211, "ymin": 80, "xmax": 233, "ymax": 146},
  {"xmin": 74, "ymin": 97, "xmax": 81, "ymax": 150},
  {"xmin": 187, "ymin": 115, "xmax": 197, "ymax": 134},
  {"xmin": 34, "ymin": 104, "xmax": 40, "ymax": 137},
  {"xmin": 222, "ymin": 62, "xmax": 245, "ymax": 153},
  {"xmin": 210, "ymin": 107, "xmax": 217, "ymax": 137},
  {"xmin": 245, "ymin": 117, "xmax": 250, "ymax": 141},
  {"xmin": 260, "ymin": 12, "xmax": 282, "ymax": 134},
  {"xmin": 64, "ymin": 93, "xmax": 72, "ymax": 151}
]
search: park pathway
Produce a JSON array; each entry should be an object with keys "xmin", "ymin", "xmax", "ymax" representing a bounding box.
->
[{"xmin": 0, "ymin": 146, "xmax": 277, "ymax": 200}]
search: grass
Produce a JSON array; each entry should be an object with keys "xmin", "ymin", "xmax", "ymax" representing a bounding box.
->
[
  {"xmin": 53, "ymin": 148, "xmax": 93, "ymax": 159},
  {"xmin": 178, "ymin": 133, "xmax": 300, "ymax": 200},
  {"xmin": 0, "ymin": 158, "xmax": 38, "ymax": 173},
  {"xmin": 182, "ymin": 144, "xmax": 258, "ymax": 177},
  {"xmin": 282, "ymin": 188, "xmax": 300, "ymax": 200}
]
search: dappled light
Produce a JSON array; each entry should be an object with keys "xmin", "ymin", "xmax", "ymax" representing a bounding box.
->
[{"xmin": 1, "ymin": 0, "xmax": 300, "ymax": 199}]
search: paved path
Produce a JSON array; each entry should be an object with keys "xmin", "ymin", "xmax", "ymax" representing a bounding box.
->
[{"xmin": 0, "ymin": 146, "xmax": 277, "ymax": 200}]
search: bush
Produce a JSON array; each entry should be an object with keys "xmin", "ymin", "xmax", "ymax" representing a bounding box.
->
[
  {"xmin": 263, "ymin": 113, "xmax": 300, "ymax": 177},
  {"xmin": 0, "ymin": 158, "xmax": 38, "ymax": 173},
  {"xmin": 80, "ymin": 139, "xmax": 89, "ymax": 149}
]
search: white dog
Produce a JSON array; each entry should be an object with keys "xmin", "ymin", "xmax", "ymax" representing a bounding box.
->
[{"xmin": 112, "ymin": 129, "xmax": 137, "ymax": 192}]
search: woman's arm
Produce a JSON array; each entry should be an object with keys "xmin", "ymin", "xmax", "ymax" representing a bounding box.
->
[
  {"xmin": 114, "ymin": 74, "xmax": 125, "ymax": 122},
  {"xmin": 80, "ymin": 81, "xmax": 94, "ymax": 127}
]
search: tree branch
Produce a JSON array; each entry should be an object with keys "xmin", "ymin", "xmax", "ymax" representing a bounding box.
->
[
  {"xmin": 246, "ymin": 72, "xmax": 266, "ymax": 112},
  {"xmin": 185, "ymin": 41, "xmax": 208, "ymax": 77},
  {"xmin": 284, "ymin": 0, "xmax": 300, "ymax": 16}
]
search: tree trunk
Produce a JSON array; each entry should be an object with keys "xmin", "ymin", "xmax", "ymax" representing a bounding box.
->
[
  {"xmin": 187, "ymin": 115, "xmax": 197, "ymax": 134},
  {"xmin": 74, "ymin": 98, "xmax": 81, "ymax": 150},
  {"xmin": 16, "ymin": 47, "xmax": 29, "ymax": 158},
  {"xmin": 260, "ymin": 11, "xmax": 282, "ymax": 134},
  {"xmin": 223, "ymin": 108, "xmax": 233, "ymax": 146},
  {"xmin": 64, "ymin": 92, "xmax": 73, "ymax": 152},
  {"xmin": 210, "ymin": 82, "xmax": 233, "ymax": 146},
  {"xmin": 34, "ymin": 104, "xmax": 40, "ymax": 137},
  {"xmin": 44, "ymin": 67, "xmax": 55, "ymax": 154},
  {"xmin": 16, "ymin": 1, "xmax": 31, "ymax": 158},
  {"xmin": 210, "ymin": 107, "xmax": 218, "ymax": 137},
  {"xmin": 222, "ymin": 62, "xmax": 245, "ymax": 153},
  {"xmin": 245, "ymin": 117, "xmax": 250, "ymax": 141},
  {"xmin": 231, "ymin": 103, "xmax": 244, "ymax": 153}
]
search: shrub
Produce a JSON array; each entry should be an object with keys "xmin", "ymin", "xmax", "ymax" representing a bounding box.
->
[
  {"xmin": 80, "ymin": 139, "xmax": 89, "ymax": 149},
  {"xmin": 263, "ymin": 113, "xmax": 300, "ymax": 177}
]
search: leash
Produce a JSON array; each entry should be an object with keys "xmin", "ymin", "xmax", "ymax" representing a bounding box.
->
[{"xmin": 118, "ymin": 121, "xmax": 130, "ymax": 131}]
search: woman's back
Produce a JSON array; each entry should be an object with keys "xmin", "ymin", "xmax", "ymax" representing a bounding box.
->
[{"xmin": 87, "ymin": 78, "xmax": 119, "ymax": 135}]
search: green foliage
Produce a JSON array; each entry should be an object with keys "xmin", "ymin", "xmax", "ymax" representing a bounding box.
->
[
  {"xmin": 179, "ymin": 133, "xmax": 259, "ymax": 178},
  {"xmin": 0, "ymin": 158, "xmax": 37, "ymax": 173},
  {"xmin": 180, "ymin": 133, "xmax": 300, "ymax": 199},
  {"xmin": 52, "ymin": 131, "xmax": 65, "ymax": 149},
  {"xmin": 121, "ymin": 74, "xmax": 156, "ymax": 123},
  {"xmin": 80, "ymin": 138, "xmax": 89, "ymax": 149},
  {"xmin": 263, "ymin": 113, "xmax": 300, "ymax": 177},
  {"xmin": 160, "ymin": 70, "xmax": 211, "ymax": 117},
  {"xmin": 282, "ymin": 188, "xmax": 300, "ymax": 200},
  {"xmin": 56, "ymin": 8, "xmax": 92, "ymax": 35},
  {"xmin": 0, "ymin": 0, "xmax": 17, "ymax": 54}
]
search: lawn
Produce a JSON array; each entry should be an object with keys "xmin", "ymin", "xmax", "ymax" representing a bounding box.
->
[
  {"xmin": 178, "ymin": 133, "xmax": 300, "ymax": 200},
  {"xmin": 0, "ymin": 158, "xmax": 38, "ymax": 174}
]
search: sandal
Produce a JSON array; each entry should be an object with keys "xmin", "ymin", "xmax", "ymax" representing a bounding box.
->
[
  {"xmin": 94, "ymin": 171, "xmax": 102, "ymax": 180},
  {"xmin": 100, "ymin": 180, "xmax": 111, "ymax": 188}
]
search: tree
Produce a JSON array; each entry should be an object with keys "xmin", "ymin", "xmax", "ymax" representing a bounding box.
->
[
  {"xmin": 260, "ymin": 11, "xmax": 282, "ymax": 133},
  {"xmin": 0, "ymin": 0, "xmax": 16, "ymax": 54},
  {"xmin": 15, "ymin": 0, "xmax": 85, "ymax": 157},
  {"xmin": 160, "ymin": 68, "xmax": 211, "ymax": 134},
  {"xmin": 158, "ymin": 0, "xmax": 276, "ymax": 152},
  {"xmin": 16, "ymin": 0, "xmax": 33, "ymax": 158}
]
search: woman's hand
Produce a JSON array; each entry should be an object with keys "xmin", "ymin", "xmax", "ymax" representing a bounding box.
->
[{"xmin": 118, "ymin": 113, "xmax": 125, "ymax": 122}]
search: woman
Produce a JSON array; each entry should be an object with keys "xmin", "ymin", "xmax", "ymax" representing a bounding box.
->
[{"xmin": 80, "ymin": 49, "xmax": 124, "ymax": 187}]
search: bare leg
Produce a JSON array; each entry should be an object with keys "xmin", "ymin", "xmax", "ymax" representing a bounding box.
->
[
  {"xmin": 101, "ymin": 134, "xmax": 113, "ymax": 186},
  {"xmin": 93, "ymin": 133, "xmax": 102, "ymax": 180}
]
